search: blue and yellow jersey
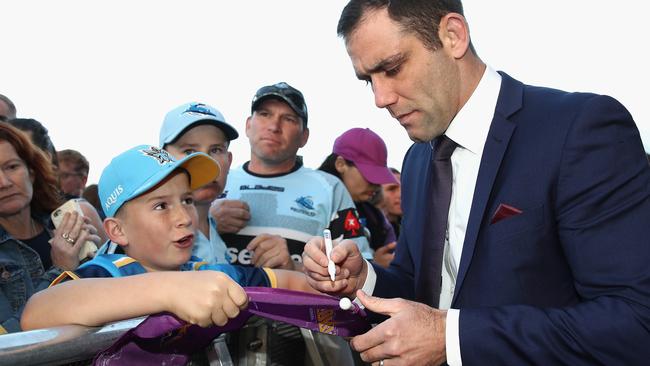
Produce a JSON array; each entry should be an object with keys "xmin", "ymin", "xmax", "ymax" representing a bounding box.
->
[{"xmin": 50, "ymin": 253, "xmax": 276, "ymax": 288}]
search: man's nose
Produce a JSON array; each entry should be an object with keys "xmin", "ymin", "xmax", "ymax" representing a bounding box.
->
[{"xmin": 372, "ymin": 78, "xmax": 398, "ymax": 109}]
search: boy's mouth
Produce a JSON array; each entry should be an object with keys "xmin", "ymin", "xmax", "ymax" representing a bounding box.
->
[{"xmin": 175, "ymin": 234, "xmax": 194, "ymax": 249}]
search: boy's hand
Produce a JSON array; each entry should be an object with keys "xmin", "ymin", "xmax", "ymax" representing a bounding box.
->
[
  {"xmin": 167, "ymin": 271, "xmax": 248, "ymax": 327},
  {"xmin": 210, "ymin": 199, "xmax": 251, "ymax": 234},
  {"xmin": 302, "ymin": 237, "xmax": 367, "ymax": 297},
  {"xmin": 247, "ymin": 234, "xmax": 295, "ymax": 270}
]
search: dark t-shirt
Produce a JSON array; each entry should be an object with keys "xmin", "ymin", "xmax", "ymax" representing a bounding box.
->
[{"xmin": 22, "ymin": 229, "xmax": 52, "ymax": 269}]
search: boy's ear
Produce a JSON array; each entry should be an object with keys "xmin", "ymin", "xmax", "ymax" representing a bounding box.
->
[{"xmin": 103, "ymin": 217, "xmax": 129, "ymax": 248}]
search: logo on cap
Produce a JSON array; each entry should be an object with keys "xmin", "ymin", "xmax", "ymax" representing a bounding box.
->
[
  {"xmin": 184, "ymin": 103, "xmax": 217, "ymax": 118},
  {"xmin": 141, "ymin": 146, "xmax": 174, "ymax": 165}
]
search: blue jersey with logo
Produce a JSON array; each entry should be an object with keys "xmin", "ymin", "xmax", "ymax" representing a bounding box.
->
[{"xmin": 218, "ymin": 161, "xmax": 373, "ymax": 266}]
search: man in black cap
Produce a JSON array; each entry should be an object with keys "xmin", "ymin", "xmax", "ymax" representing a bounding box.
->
[{"xmin": 211, "ymin": 81, "xmax": 372, "ymax": 270}]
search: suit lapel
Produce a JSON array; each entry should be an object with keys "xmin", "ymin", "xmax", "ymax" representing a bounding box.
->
[{"xmin": 452, "ymin": 72, "xmax": 522, "ymax": 305}]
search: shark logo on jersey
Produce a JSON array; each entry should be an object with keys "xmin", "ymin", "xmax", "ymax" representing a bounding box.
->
[
  {"xmin": 291, "ymin": 195, "xmax": 316, "ymax": 216},
  {"xmin": 295, "ymin": 196, "xmax": 315, "ymax": 210}
]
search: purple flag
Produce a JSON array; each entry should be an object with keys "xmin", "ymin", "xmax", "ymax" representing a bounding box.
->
[{"xmin": 93, "ymin": 287, "xmax": 370, "ymax": 365}]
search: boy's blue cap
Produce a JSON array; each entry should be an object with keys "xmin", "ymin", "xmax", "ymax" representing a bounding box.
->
[
  {"xmin": 98, "ymin": 145, "xmax": 219, "ymax": 218},
  {"xmin": 159, "ymin": 102, "xmax": 239, "ymax": 147}
]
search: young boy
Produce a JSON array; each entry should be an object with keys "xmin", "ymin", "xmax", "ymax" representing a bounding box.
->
[
  {"xmin": 159, "ymin": 102, "xmax": 238, "ymax": 264},
  {"xmin": 160, "ymin": 102, "xmax": 292, "ymax": 269},
  {"xmin": 20, "ymin": 145, "xmax": 317, "ymax": 330}
]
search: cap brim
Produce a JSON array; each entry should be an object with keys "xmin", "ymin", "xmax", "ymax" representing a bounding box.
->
[
  {"xmin": 355, "ymin": 162, "xmax": 399, "ymax": 185},
  {"xmin": 162, "ymin": 118, "xmax": 239, "ymax": 146},
  {"xmin": 127, "ymin": 153, "xmax": 220, "ymax": 203},
  {"xmin": 179, "ymin": 153, "xmax": 220, "ymax": 190}
]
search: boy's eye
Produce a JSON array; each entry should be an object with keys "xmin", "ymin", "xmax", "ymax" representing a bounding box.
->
[
  {"xmin": 183, "ymin": 197, "xmax": 194, "ymax": 205},
  {"xmin": 182, "ymin": 149, "xmax": 196, "ymax": 155},
  {"xmin": 154, "ymin": 202, "xmax": 168, "ymax": 210},
  {"xmin": 210, "ymin": 146, "xmax": 225, "ymax": 155}
]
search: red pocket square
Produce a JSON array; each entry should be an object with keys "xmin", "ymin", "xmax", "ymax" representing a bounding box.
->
[{"xmin": 490, "ymin": 203, "xmax": 523, "ymax": 224}]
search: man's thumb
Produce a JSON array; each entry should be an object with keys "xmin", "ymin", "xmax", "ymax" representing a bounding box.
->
[{"xmin": 355, "ymin": 290, "xmax": 396, "ymax": 316}]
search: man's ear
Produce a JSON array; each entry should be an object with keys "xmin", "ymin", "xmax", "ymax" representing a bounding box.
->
[
  {"xmin": 245, "ymin": 116, "xmax": 253, "ymax": 138},
  {"xmin": 439, "ymin": 12, "xmax": 471, "ymax": 59},
  {"xmin": 299, "ymin": 127, "xmax": 310, "ymax": 148},
  {"xmin": 103, "ymin": 217, "xmax": 128, "ymax": 248}
]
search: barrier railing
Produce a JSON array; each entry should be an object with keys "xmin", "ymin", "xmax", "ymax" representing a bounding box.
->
[{"xmin": 0, "ymin": 317, "xmax": 331, "ymax": 366}]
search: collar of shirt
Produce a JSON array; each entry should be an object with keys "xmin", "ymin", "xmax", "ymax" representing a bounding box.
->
[{"xmin": 443, "ymin": 66, "xmax": 502, "ymax": 155}]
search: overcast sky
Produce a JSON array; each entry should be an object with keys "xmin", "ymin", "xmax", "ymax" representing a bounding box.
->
[{"xmin": 3, "ymin": 0, "xmax": 648, "ymax": 184}]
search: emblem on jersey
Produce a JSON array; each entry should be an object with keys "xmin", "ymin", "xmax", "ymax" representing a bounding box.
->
[
  {"xmin": 330, "ymin": 208, "xmax": 364, "ymax": 238},
  {"xmin": 295, "ymin": 196, "xmax": 315, "ymax": 210},
  {"xmin": 344, "ymin": 210, "xmax": 361, "ymax": 236},
  {"xmin": 140, "ymin": 146, "xmax": 174, "ymax": 165},
  {"xmin": 290, "ymin": 195, "xmax": 317, "ymax": 217}
]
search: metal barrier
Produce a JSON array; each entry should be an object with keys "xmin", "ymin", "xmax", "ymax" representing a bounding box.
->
[
  {"xmin": 0, "ymin": 317, "xmax": 234, "ymax": 366},
  {"xmin": 0, "ymin": 317, "xmax": 337, "ymax": 366},
  {"xmin": 0, "ymin": 317, "xmax": 145, "ymax": 365}
]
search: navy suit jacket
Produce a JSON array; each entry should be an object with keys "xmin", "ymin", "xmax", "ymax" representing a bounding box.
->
[{"xmin": 373, "ymin": 72, "xmax": 650, "ymax": 364}]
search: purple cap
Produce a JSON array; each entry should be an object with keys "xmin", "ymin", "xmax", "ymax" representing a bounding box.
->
[{"xmin": 333, "ymin": 128, "xmax": 398, "ymax": 185}]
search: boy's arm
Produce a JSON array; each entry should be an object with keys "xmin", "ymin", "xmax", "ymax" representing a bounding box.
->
[
  {"xmin": 21, "ymin": 271, "xmax": 248, "ymax": 330},
  {"xmin": 272, "ymin": 269, "xmax": 322, "ymax": 294}
]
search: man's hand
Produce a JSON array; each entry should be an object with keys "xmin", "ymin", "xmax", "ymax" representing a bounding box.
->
[
  {"xmin": 351, "ymin": 291, "xmax": 447, "ymax": 366},
  {"xmin": 373, "ymin": 242, "xmax": 396, "ymax": 268},
  {"xmin": 302, "ymin": 237, "xmax": 367, "ymax": 297},
  {"xmin": 210, "ymin": 199, "xmax": 251, "ymax": 234},
  {"xmin": 247, "ymin": 234, "xmax": 295, "ymax": 270},
  {"xmin": 166, "ymin": 271, "xmax": 249, "ymax": 327}
]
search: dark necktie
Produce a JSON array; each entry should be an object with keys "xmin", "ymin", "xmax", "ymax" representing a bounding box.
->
[{"xmin": 421, "ymin": 135, "xmax": 457, "ymax": 307}]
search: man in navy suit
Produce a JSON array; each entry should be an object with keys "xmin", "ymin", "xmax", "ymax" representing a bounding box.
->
[{"xmin": 302, "ymin": 0, "xmax": 650, "ymax": 365}]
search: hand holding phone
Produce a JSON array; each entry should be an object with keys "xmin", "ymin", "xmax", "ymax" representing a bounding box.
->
[{"xmin": 51, "ymin": 199, "xmax": 98, "ymax": 261}]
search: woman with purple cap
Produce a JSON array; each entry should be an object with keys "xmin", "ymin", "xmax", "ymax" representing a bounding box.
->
[{"xmin": 318, "ymin": 128, "xmax": 398, "ymax": 268}]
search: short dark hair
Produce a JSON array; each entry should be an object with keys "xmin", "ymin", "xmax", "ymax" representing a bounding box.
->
[
  {"xmin": 338, "ymin": 0, "xmax": 467, "ymax": 52},
  {"xmin": 318, "ymin": 153, "xmax": 355, "ymax": 180},
  {"xmin": 57, "ymin": 149, "xmax": 90, "ymax": 176},
  {"xmin": 0, "ymin": 94, "xmax": 17, "ymax": 121}
]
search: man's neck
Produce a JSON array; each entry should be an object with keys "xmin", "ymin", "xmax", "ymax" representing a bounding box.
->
[{"xmin": 247, "ymin": 157, "xmax": 300, "ymax": 176}]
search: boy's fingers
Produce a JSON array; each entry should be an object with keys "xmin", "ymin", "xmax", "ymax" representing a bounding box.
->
[
  {"xmin": 221, "ymin": 298, "xmax": 242, "ymax": 319},
  {"xmin": 228, "ymin": 283, "xmax": 249, "ymax": 309}
]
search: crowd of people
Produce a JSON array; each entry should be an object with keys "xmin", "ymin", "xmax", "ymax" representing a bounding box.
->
[
  {"xmin": 1, "ymin": 78, "xmax": 402, "ymax": 365},
  {"xmin": 3, "ymin": 0, "xmax": 650, "ymax": 365}
]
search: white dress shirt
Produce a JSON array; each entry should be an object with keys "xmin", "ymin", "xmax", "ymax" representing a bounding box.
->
[{"xmin": 360, "ymin": 66, "xmax": 502, "ymax": 366}]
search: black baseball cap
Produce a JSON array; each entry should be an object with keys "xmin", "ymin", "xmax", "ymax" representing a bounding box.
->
[{"xmin": 251, "ymin": 82, "xmax": 308, "ymax": 126}]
